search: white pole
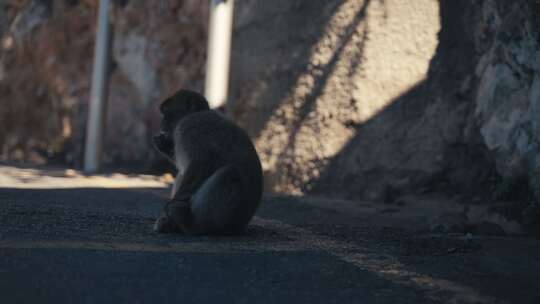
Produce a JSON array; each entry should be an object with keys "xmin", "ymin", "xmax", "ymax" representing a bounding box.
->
[
  {"xmin": 204, "ymin": 0, "xmax": 234, "ymax": 109},
  {"xmin": 84, "ymin": 0, "xmax": 112, "ymax": 173}
]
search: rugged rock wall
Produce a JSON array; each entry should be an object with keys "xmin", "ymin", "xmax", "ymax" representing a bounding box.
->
[
  {"xmin": 472, "ymin": 0, "xmax": 540, "ymax": 227},
  {"xmin": 474, "ymin": 1, "xmax": 540, "ymax": 193},
  {"xmin": 230, "ymin": 0, "xmax": 540, "ymax": 223},
  {"xmin": 231, "ymin": 0, "xmax": 442, "ymax": 197},
  {"xmin": 0, "ymin": 0, "xmax": 207, "ymax": 166}
]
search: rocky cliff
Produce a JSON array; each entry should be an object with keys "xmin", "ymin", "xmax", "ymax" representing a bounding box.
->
[{"xmin": 0, "ymin": 0, "xmax": 207, "ymax": 167}]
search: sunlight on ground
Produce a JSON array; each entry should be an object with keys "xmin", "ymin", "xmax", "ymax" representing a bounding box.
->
[{"xmin": 0, "ymin": 165, "xmax": 173, "ymax": 189}]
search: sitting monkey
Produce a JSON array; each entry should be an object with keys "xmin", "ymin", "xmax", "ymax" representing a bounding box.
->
[{"xmin": 153, "ymin": 90, "xmax": 263, "ymax": 235}]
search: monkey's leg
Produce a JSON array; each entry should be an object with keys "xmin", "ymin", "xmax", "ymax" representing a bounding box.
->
[
  {"xmin": 188, "ymin": 165, "xmax": 248, "ymax": 235},
  {"xmin": 153, "ymin": 208, "xmax": 181, "ymax": 233},
  {"xmin": 153, "ymin": 198, "xmax": 193, "ymax": 233},
  {"xmin": 154, "ymin": 162, "xmax": 215, "ymax": 233},
  {"xmin": 153, "ymin": 173, "xmax": 184, "ymax": 233}
]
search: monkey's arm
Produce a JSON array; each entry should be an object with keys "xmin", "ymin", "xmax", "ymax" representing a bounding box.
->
[{"xmin": 170, "ymin": 173, "xmax": 183, "ymax": 199}]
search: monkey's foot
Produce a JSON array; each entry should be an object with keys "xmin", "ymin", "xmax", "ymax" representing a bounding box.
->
[
  {"xmin": 153, "ymin": 200, "xmax": 192, "ymax": 233},
  {"xmin": 165, "ymin": 200, "xmax": 192, "ymax": 232},
  {"xmin": 153, "ymin": 211, "xmax": 181, "ymax": 233}
]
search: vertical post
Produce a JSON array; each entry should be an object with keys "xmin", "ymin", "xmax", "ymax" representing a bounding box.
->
[
  {"xmin": 84, "ymin": 0, "xmax": 112, "ymax": 173},
  {"xmin": 204, "ymin": 0, "xmax": 234, "ymax": 109}
]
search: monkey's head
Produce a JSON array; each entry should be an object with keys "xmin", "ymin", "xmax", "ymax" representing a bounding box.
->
[{"xmin": 153, "ymin": 90, "xmax": 210, "ymax": 160}]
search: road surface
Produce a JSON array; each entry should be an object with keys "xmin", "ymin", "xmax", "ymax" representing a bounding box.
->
[{"xmin": 0, "ymin": 164, "xmax": 539, "ymax": 303}]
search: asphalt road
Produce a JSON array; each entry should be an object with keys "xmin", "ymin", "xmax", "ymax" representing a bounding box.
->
[{"xmin": 0, "ymin": 166, "xmax": 540, "ymax": 303}]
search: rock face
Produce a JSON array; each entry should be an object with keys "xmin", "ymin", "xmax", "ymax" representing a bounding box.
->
[
  {"xmin": 231, "ymin": 0, "xmax": 474, "ymax": 198},
  {"xmin": 0, "ymin": 0, "xmax": 208, "ymax": 166},
  {"xmin": 229, "ymin": 0, "xmax": 540, "ymax": 209},
  {"xmin": 474, "ymin": 1, "xmax": 540, "ymax": 201},
  {"xmin": 231, "ymin": 0, "xmax": 441, "ymax": 196}
]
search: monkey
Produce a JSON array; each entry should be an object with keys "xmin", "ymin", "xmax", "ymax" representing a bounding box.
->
[{"xmin": 152, "ymin": 89, "xmax": 263, "ymax": 235}]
